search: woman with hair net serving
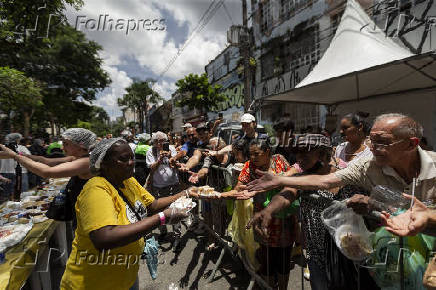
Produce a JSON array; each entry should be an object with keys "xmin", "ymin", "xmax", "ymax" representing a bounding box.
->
[
  {"xmin": 60, "ymin": 138, "xmax": 197, "ymax": 290},
  {"xmin": 0, "ymin": 128, "xmax": 97, "ymax": 224}
]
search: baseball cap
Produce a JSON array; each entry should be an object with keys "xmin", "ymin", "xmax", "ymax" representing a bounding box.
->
[
  {"xmin": 196, "ymin": 122, "xmax": 209, "ymax": 131},
  {"xmin": 240, "ymin": 113, "xmax": 256, "ymax": 123},
  {"xmin": 181, "ymin": 123, "xmax": 192, "ymax": 128}
]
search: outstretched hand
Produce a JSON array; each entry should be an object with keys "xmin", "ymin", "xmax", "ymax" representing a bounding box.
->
[
  {"xmin": 233, "ymin": 189, "xmax": 257, "ymax": 200},
  {"xmin": 0, "ymin": 175, "xmax": 11, "ymax": 183},
  {"xmin": 246, "ymin": 170, "xmax": 281, "ymax": 193},
  {"xmin": 380, "ymin": 194, "xmax": 430, "ymax": 236},
  {"xmin": 246, "ymin": 209, "xmax": 273, "ymax": 240},
  {"xmin": 0, "ymin": 145, "xmax": 16, "ymax": 159},
  {"xmin": 188, "ymin": 173, "xmax": 199, "ymax": 184}
]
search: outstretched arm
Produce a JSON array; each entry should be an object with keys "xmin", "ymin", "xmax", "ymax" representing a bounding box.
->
[
  {"xmin": 26, "ymin": 155, "xmax": 75, "ymax": 167},
  {"xmin": 0, "ymin": 144, "xmax": 90, "ymax": 178},
  {"xmin": 246, "ymin": 187, "xmax": 298, "ymax": 238},
  {"xmin": 246, "ymin": 169, "xmax": 343, "ymax": 193}
]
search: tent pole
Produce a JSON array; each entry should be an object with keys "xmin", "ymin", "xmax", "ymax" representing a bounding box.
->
[{"xmin": 355, "ymin": 73, "xmax": 360, "ymax": 102}]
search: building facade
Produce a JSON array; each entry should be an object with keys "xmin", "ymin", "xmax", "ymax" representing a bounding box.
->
[
  {"xmin": 249, "ymin": 0, "xmax": 436, "ymax": 131},
  {"xmin": 205, "ymin": 46, "xmax": 246, "ymax": 123}
]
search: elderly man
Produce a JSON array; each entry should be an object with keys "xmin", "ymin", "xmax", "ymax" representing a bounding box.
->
[
  {"xmin": 189, "ymin": 137, "xmax": 227, "ymax": 184},
  {"xmin": 170, "ymin": 127, "xmax": 198, "ymax": 166},
  {"xmin": 178, "ymin": 123, "xmax": 212, "ymax": 173},
  {"xmin": 246, "ymin": 113, "xmax": 436, "ymax": 214}
]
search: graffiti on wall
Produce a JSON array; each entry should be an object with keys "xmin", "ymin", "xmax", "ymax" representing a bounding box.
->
[
  {"xmin": 211, "ymin": 83, "xmax": 244, "ymax": 112},
  {"xmin": 373, "ymin": 0, "xmax": 436, "ymax": 53}
]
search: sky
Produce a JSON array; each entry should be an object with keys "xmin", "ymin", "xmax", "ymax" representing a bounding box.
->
[{"xmin": 65, "ymin": 0, "xmax": 244, "ymax": 120}]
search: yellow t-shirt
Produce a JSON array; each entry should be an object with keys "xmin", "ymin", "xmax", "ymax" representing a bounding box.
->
[{"xmin": 61, "ymin": 176, "xmax": 155, "ymax": 290}]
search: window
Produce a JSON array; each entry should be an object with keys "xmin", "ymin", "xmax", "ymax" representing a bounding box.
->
[
  {"xmin": 289, "ymin": 25, "xmax": 320, "ymax": 71},
  {"xmin": 261, "ymin": 52, "xmax": 275, "ymax": 79},
  {"xmin": 281, "ymin": 0, "xmax": 313, "ymax": 20},
  {"xmin": 260, "ymin": 0, "xmax": 273, "ymax": 33}
]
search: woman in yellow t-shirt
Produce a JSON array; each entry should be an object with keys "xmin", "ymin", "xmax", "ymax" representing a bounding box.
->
[{"xmin": 61, "ymin": 138, "xmax": 195, "ymax": 290}]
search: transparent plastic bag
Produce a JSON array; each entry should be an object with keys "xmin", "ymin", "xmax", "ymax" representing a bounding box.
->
[
  {"xmin": 168, "ymin": 196, "xmax": 196, "ymax": 225},
  {"xmin": 369, "ymin": 185, "xmax": 409, "ymax": 214},
  {"xmin": 321, "ymin": 200, "xmax": 373, "ymax": 261}
]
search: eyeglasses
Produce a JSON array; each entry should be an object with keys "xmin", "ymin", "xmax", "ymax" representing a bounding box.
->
[
  {"xmin": 187, "ymin": 134, "xmax": 196, "ymax": 137},
  {"xmin": 369, "ymin": 139, "xmax": 405, "ymax": 149}
]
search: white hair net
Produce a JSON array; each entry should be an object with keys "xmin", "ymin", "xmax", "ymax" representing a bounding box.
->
[
  {"xmin": 90, "ymin": 138, "xmax": 125, "ymax": 175},
  {"xmin": 120, "ymin": 129, "xmax": 133, "ymax": 137},
  {"xmin": 137, "ymin": 133, "xmax": 151, "ymax": 142},
  {"xmin": 151, "ymin": 131, "xmax": 168, "ymax": 142},
  {"xmin": 5, "ymin": 133, "xmax": 23, "ymax": 144},
  {"xmin": 61, "ymin": 128, "xmax": 97, "ymax": 150}
]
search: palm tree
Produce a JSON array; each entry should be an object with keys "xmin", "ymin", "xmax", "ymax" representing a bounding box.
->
[{"xmin": 117, "ymin": 79, "xmax": 163, "ymax": 133}]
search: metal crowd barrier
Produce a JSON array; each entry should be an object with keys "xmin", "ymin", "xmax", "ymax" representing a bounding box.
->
[
  {"xmin": 202, "ymin": 165, "xmax": 275, "ymax": 289},
  {"xmin": 146, "ymin": 154, "xmax": 428, "ymax": 290}
]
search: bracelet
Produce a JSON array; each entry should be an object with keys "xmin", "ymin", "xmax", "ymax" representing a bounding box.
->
[{"xmin": 158, "ymin": 212, "xmax": 165, "ymax": 225}]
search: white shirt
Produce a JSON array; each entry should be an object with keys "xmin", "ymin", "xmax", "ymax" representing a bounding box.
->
[
  {"xmin": 0, "ymin": 145, "xmax": 31, "ymax": 174},
  {"xmin": 335, "ymin": 141, "xmax": 373, "ymax": 166},
  {"xmin": 129, "ymin": 143, "xmax": 137, "ymax": 153},
  {"xmin": 335, "ymin": 147, "xmax": 436, "ymax": 201},
  {"xmin": 146, "ymin": 145, "xmax": 179, "ymax": 188}
]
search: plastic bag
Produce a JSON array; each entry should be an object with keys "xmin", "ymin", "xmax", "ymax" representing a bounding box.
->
[
  {"xmin": 369, "ymin": 186, "xmax": 409, "ymax": 214},
  {"xmin": 363, "ymin": 226, "xmax": 436, "ymax": 290},
  {"xmin": 169, "ymin": 196, "xmax": 196, "ymax": 225},
  {"xmin": 144, "ymin": 236, "xmax": 159, "ymax": 280},
  {"xmin": 321, "ymin": 200, "xmax": 373, "ymax": 261}
]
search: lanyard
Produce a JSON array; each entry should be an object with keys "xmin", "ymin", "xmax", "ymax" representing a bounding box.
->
[
  {"xmin": 116, "ymin": 187, "xmax": 143, "ymax": 223},
  {"xmin": 115, "ymin": 187, "xmax": 148, "ymax": 259}
]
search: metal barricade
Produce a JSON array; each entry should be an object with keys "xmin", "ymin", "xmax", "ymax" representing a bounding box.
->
[{"xmin": 203, "ymin": 165, "xmax": 274, "ymax": 289}]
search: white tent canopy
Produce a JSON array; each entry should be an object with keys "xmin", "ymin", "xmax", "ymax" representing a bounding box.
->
[{"xmin": 261, "ymin": 0, "xmax": 436, "ymax": 105}]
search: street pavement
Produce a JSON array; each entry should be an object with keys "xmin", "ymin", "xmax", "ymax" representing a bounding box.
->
[{"xmin": 138, "ymin": 223, "xmax": 311, "ymax": 290}]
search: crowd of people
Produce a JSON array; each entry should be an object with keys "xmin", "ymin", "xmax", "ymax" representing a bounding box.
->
[{"xmin": 0, "ymin": 111, "xmax": 435, "ymax": 290}]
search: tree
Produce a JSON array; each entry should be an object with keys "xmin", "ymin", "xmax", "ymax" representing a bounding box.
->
[
  {"xmin": 175, "ymin": 73, "xmax": 227, "ymax": 111},
  {"xmin": 117, "ymin": 79, "xmax": 163, "ymax": 133},
  {"xmin": 74, "ymin": 105, "xmax": 111, "ymax": 137},
  {"xmin": 0, "ymin": 0, "xmax": 110, "ymax": 135},
  {"xmin": 0, "ymin": 67, "xmax": 43, "ymax": 136}
]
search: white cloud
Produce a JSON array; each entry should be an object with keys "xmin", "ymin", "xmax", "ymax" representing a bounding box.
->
[
  {"xmin": 153, "ymin": 80, "xmax": 177, "ymax": 100},
  {"xmin": 66, "ymin": 0, "xmax": 241, "ymax": 119},
  {"xmin": 93, "ymin": 64, "xmax": 132, "ymax": 120}
]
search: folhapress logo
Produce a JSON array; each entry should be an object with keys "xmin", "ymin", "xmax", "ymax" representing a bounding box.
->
[
  {"xmin": 74, "ymin": 15, "xmax": 166, "ymax": 35},
  {"xmin": 13, "ymin": 3, "xmax": 60, "ymax": 39}
]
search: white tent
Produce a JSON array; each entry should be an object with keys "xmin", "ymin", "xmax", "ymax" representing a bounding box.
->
[{"xmin": 261, "ymin": 0, "xmax": 436, "ymax": 105}]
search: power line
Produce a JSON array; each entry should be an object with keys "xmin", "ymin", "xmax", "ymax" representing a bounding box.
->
[
  {"xmin": 157, "ymin": 0, "xmax": 225, "ymax": 83},
  {"xmin": 222, "ymin": 3, "xmax": 234, "ymax": 25}
]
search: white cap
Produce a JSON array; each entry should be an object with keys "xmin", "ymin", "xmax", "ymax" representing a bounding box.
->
[
  {"xmin": 240, "ymin": 113, "xmax": 256, "ymax": 123},
  {"xmin": 181, "ymin": 123, "xmax": 192, "ymax": 128}
]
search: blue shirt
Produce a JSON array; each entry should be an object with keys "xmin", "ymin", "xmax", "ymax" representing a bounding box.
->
[{"xmin": 181, "ymin": 141, "xmax": 196, "ymax": 157}]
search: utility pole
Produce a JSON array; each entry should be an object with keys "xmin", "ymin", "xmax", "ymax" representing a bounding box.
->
[{"xmin": 242, "ymin": 0, "xmax": 251, "ymax": 112}]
